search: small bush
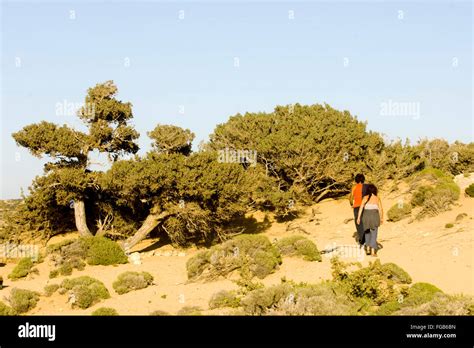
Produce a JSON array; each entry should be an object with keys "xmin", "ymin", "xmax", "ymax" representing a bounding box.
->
[
  {"xmin": 186, "ymin": 234, "xmax": 281, "ymax": 280},
  {"xmin": 177, "ymin": 306, "xmax": 202, "ymax": 316},
  {"xmin": 331, "ymin": 259, "xmax": 411, "ymax": 306},
  {"xmin": 241, "ymin": 281, "xmax": 359, "ymax": 315},
  {"xmin": 44, "ymin": 284, "xmax": 59, "ymax": 297},
  {"xmin": 8, "ymin": 258, "xmax": 35, "ymax": 280},
  {"xmin": 445, "ymin": 223, "xmax": 454, "ymax": 228},
  {"xmin": 396, "ymin": 293, "xmax": 474, "ymax": 315},
  {"xmin": 0, "ymin": 301, "xmax": 16, "ymax": 316},
  {"xmin": 48, "ymin": 237, "xmax": 127, "ymax": 278},
  {"xmin": 149, "ymin": 310, "xmax": 170, "ymax": 316},
  {"xmin": 387, "ymin": 203, "xmax": 412, "ymax": 222},
  {"xmin": 455, "ymin": 213, "xmax": 467, "ymax": 221},
  {"xmin": 113, "ymin": 272, "xmax": 154, "ymax": 295},
  {"xmin": 380, "ymin": 263, "xmax": 412, "ymax": 284},
  {"xmin": 465, "ymin": 183, "xmax": 474, "ymax": 197},
  {"xmin": 404, "ymin": 282, "xmax": 443, "ymax": 307},
  {"xmin": 410, "ymin": 169, "xmax": 460, "ymax": 217},
  {"xmin": 91, "ymin": 307, "xmax": 119, "ymax": 316},
  {"xmin": 8, "ymin": 288, "xmax": 40, "ymax": 313},
  {"xmin": 275, "ymin": 236, "xmax": 321, "ymax": 261},
  {"xmin": 209, "ymin": 290, "xmax": 241, "ymax": 309},
  {"xmin": 60, "ymin": 276, "xmax": 110, "ymax": 309},
  {"xmin": 80, "ymin": 237, "xmax": 128, "ymax": 266},
  {"xmin": 49, "ymin": 270, "xmax": 59, "ymax": 279}
]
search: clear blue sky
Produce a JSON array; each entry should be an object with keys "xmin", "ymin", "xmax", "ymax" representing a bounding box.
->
[{"xmin": 1, "ymin": 0, "xmax": 472, "ymax": 199}]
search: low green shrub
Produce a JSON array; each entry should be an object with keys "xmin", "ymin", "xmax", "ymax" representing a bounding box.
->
[
  {"xmin": 186, "ymin": 234, "xmax": 281, "ymax": 280},
  {"xmin": 48, "ymin": 237, "xmax": 127, "ymax": 278},
  {"xmin": 49, "ymin": 270, "xmax": 59, "ymax": 279},
  {"xmin": 465, "ymin": 183, "xmax": 474, "ymax": 197},
  {"xmin": 380, "ymin": 263, "xmax": 412, "ymax": 284},
  {"xmin": 8, "ymin": 288, "xmax": 40, "ymax": 313},
  {"xmin": 91, "ymin": 307, "xmax": 119, "ymax": 316},
  {"xmin": 275, "ymin": 236, "xmax": 321, "ymax": 261},
  {"xmin": 8, "ymin": 258, "xmax": 36, "ymax": 280},
  {"xmin": 43, "ymin": 284, "xmax": 60, "ymax": 297},
  {"xmin": 376, "ymin": 282, "xmax": 442, "ymax": 315},
  {"xmin": 387, "ymin": 202, "xmax": 412, "ymax": 222},
  {"xmin": 208, "ymin": 290, "xmax": 241, "ymax": 309},
  {"xmin": 149, "ymin": 310, "xmax": 170, "ymax": 316},
  {"xmin": 80, "ymin": 237, "xmax": 128, "ymax": 265},
  {"xmin": 112, "ymin": 272, "xmax": 154, "ymax": 295},
  {"xmin": 404, "ymin": 282, "xmax": 443, "ymax": 307},
  {"xmin": 445, "ymin": 223, "xmax": 454, "ymax": 228},
  {"xmin": 60, "ymin": 276, "xmax": 110, "ymax": 309},
  {"xmin": 0, "ymin": 300, "xmax": 16, "ymax": 316},
  {"xmin": 241, "ymin": 281, "xmax": 359, "ymax": 315},
  {"xmin": 177, "ymin": 306, "xmax": 202, "ymax": 316},
  {"xmin": 331, "ymin": 259, "xmax": 411, "ymax": 306},
  {"xmin": 410, "ymin": 169, "xmax": 460, "ymax": 217},
  {"xmin": 395, "ymin": 293, "xmax": 474, "ymax": 315}
]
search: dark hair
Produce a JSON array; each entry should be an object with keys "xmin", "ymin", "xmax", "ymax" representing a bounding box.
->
[
  {"xmin": 355, "ymin": 174, "xmax": 365, "ymax": 184},
  {"xmin": 366, "ymin": 183, "xmax": 378, "ymax": 196}
]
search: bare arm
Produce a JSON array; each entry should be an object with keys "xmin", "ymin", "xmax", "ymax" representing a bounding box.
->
[
  {"xmin": 378, "ymin": 196, "xmax": 384, "ymax": 224},
  {"xmin": 357, "ymin": 196, "xmax": 368, "ymax": 223}
]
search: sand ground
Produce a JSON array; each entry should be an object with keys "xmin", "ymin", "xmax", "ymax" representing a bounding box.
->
[{"xmin": 0, "ymin": 175, "xmax": 472, "ymax": 315}]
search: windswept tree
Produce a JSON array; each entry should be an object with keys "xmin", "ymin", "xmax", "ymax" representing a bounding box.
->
[
  {"xmin": 12, "ymin": 81, "xmax": 139, "ymax": 237},
  {"xmin": 209, "ymin": 103, "xmax": 385, "ymax": 203},
  {"xmin": 101, "ymin": 124, "xmax": 267, "ymax": 250}
]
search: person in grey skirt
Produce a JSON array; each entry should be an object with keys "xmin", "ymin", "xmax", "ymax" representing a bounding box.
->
[{"xmin": 356, "ymin": 184, "xmax": 384, "ymax": 257}]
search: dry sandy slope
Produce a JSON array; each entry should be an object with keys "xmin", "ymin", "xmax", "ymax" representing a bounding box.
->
[{"xmin": 0, "ymin": 175, "xmax": 472, "ymax": 315}]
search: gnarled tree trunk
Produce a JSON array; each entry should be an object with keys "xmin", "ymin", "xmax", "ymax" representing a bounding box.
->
[
  {"xmin": 74, "ymin": 199, "xmax": 92, "ymax": 237},
  {"xmin": 122, "ymin": 211, "xmax": 169, "ymax": 251}
]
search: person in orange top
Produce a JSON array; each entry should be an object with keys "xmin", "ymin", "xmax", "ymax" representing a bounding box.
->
[{"xmin": 349, "ymin": 173, "xmax": 367, "ymax": 245}]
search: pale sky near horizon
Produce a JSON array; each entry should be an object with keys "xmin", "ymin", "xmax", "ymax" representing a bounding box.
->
[{"xmin": 1, "ymin": 0, "xmax": 472, "ymax": 199}]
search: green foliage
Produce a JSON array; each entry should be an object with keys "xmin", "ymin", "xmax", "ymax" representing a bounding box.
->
[
  {"xmin": 60, "ymin": 276, "xmax": 110, "ymax": 309},
  {"xmin": 380, "ymin": 263, "xmax": 412, "ymax": 284},
  {"xmin": 8, "ymin": 288, "xmax": 40, "ymax": 313},
  {"xmin": 331, "ymin": 259, "xmax": 411, "ymax": 306},
  {"xmin": 465, "ymin": 183, "xmax": 474, "ymax": 197},
  {"xmin": 209, "ymin": 103, "xmax": 385, "ymax": 204},
  {"xmin": 48, "ymin": 237, "xmax": 125, "ymax": 278},
  {"xmin": 186, "ymin": 234, "xmax": 281, "ymax": 280},
  {"xmin": 418, "ymin": 139, "xmax": 474, "ymax": 175},
  {"xmin": 410, "ymin": 168, "xmax": 460, "ymax": 218},
  {"xmin": 8, "ymin": 257, "xmax": 35, "ymax": 280},
  {"xmin": 11, "ymin": 81, "xmax": 140, "ymax": 239},
  {"xmin": 395, "ymin": 293, "xmax": 474, "ymax": 315},
  {"xmin": 241, "ymin": 281, "xmax": 360, "ymax": 315},
  {"xmin": 102, "ymin": 149, "xmax": 259, "ymax": 245},
  {"xmin": 275, "ymin": 236, "xmax": 321, "ymax": 261},
  {"xmin": 403, "ymin": 283, "xmax": 443, "ymax": 307},
  {"xmin": 445, "ymin": 223, "xmax": 454, "ymax": 228},
  {"xmin": 44, "ymin": 284, "xmax": 60, "ymax": 297},
  {"xmin": 91, "ymin": 307, "xmax": 119, "ymax": 316},
  {"xmin": 148, "ymin": 124, "xmax": 195, "ymax": 155},
  {"xmin": 80, "ymin": 237, "xmax": 128, "ymax": 265},
  {"xmin": 112, "ymin": 271, "xmax": 154, "ymax": 295},
  {"xmin": 387, "ymin": 202, "xmax": 412, "ymax": 222},
  {"xmin": 209, "ymin": 290, "xmax": 241, "ymax": 309},
  {"xmin": 0, "ymin": 301, "xmax": 16, "ymax": 316}
]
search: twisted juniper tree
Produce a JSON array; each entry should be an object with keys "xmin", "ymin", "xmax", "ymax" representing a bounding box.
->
[
  {"xmin": 101, "ymin": 124, "xmax": 286, "ymax": 250},
  {"xmin": 12, "ymin": 81, "xmax": 139, "ymax": 237},
  {"xmin": 209, "ymin": 103, "xmax": 385, "ymax": 203}
]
